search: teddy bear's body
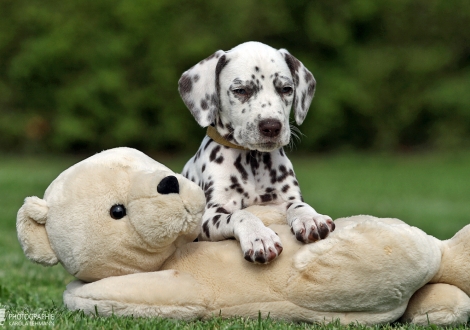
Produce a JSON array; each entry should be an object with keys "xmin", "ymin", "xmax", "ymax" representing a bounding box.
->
[
  {"xmin": 64, "ymin": 214, "xmax": 461, "ymax": 325},
  {"xmin": 17, "ymin": 148, "xmax": 470, "ymax": 326}
]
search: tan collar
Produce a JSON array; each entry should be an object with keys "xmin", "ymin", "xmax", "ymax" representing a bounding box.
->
[{"xmin": 206, "ymin": 126, "xmax": 249, "ymax": 151}]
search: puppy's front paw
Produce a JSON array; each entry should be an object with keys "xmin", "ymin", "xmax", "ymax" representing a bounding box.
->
[
  {"xmin": 235, "ymin": 219, "xmax": 283, "ymax": 264},
  {"xmin": 287, "ymin": 203, "xmax": 335, "ymax": 243}
]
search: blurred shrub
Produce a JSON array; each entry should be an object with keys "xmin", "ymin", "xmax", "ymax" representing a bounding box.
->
[{"xmin": 0, "ymin": 0, "xmax": 469, "ymax": 153}]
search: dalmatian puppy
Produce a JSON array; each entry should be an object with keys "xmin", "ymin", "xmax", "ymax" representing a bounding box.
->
[{"xmin": 179, "ymin": 41, "xmax": 335, "ymax": 264}]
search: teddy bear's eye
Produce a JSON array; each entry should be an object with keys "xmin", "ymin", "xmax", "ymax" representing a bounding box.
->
[{"xmin": 110, "ymin": 204, "xmax": 126, "ymax": 220}]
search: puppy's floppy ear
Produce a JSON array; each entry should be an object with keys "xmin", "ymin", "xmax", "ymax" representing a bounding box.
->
[
  {"xmin": 178, "ymin": 50, "xmax": 228, "ymax": 127},
  {"xmin": 279, "ymin": 49, "xmax": 316, "ymax": 125},
  {"xmin": 16, "ymin": 196, "xmax": 58, "ymax": 266}
]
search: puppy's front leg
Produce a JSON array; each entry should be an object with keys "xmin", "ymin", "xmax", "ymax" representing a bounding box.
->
[
  {"xmin": 270, "ymin": 152, "xmax": 335, "ymax": 243},
  {"xmin": 287, "ymin": 202, "xmax": 335, "ymax": 243},
  {"xmin": 199, "ymin": 206, "xmax": 283, "ymax": 263}
]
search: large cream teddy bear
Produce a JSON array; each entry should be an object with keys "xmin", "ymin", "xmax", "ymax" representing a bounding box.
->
[{"xmin": 17, "ymin": 148, "xmax": 470, "ymax": 326}]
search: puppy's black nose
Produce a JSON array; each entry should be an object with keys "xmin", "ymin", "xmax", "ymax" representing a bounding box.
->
[
  {"xmin": 157, "ymin": 175, "xmax": 180, "ymax": 194},
  {"xmin": 259, "ymin": 119, "xmax": 282, "ymax": 138}
]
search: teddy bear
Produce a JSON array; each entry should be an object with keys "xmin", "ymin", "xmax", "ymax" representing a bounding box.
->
[
  {"xmin": 16, "ymin": 147, "xmax": 205, "ymax": 281},
  {"xmin": 16, "ymin": 147, "xmax": 470, "ymax": 326}
]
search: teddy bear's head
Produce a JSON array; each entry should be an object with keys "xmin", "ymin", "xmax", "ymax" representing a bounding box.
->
[{"xmin": 17, "ymin": 148, "xmax": 205, "ymax": 282}]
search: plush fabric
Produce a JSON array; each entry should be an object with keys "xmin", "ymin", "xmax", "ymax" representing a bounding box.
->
[
  {"xmin": 17, "ymin": 147, "xmax": 205, "ymax": 282},
  {"xmin": 17, "ymin": 147, "xmax": 470, "ymax": 326},
  {"xmin": 401, "ymin": 284, "xmax": 470, "ymax": 325}
]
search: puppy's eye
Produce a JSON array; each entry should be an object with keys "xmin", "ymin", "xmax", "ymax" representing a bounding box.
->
[
  {"xmin": 233, "ymin": 89, "xmax": 247, "ymax": 95},
  {"xmin": 110, "ymin": 204, "xmax": 126, "ymax": 220},
  {"xmin": 281, "ymin": 87, "xmax": 293, "ymax": 94}
]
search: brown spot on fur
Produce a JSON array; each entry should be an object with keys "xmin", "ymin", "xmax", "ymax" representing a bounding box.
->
[
  {"xmin": 179, "ymin": 74, "xmax": 193, "ymax": 94},
  {"xmin": 260, "ymin": 194, "xmax": 273, "ymax": 202},
  {"xmin": 216, "ymin": 207, "xmax": 230, "ymax": 214},
  {"xmin": 212, "ymin": 215, "xmax": 221, "ymax": 227},
  {"xmin": 234, "ymin": 155, "xmax": 248, "ymax": 181},
  {"xmin": 210, "ymin": 145, "xmax": 221, "ymax": 162},
  {"xmin": 202, "ymin": 220, "xmax": 210, "ymax": 238},
  {"xmin": 215, "ymin": 55, "xmax": 229, "ymax": 107}
]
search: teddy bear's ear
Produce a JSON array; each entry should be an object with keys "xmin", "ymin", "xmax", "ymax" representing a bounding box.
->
[{"xmin": 16, "ymin": 196, "xmax": 58, "ymax": 266}]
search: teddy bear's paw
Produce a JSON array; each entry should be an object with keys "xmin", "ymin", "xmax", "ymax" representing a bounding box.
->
[
  {"xmin": 235, "ymin": 217, "xmax": 283, "ymax": 264},
  {"xmin": 287, "ymin": 203, "xmax": 335, "ymax": 244}
]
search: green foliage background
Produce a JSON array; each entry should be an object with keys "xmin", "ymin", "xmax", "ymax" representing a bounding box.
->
[{"xmin": 1, "ymin": 0, "xmax": 469, "ymax": 154}]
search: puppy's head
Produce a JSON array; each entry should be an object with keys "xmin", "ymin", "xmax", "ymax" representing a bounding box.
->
[{"xmin": 179, "ymin": 41, "xmax": 316, "ymax": 152}]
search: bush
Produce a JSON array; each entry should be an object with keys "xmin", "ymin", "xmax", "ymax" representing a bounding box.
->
[{"xmin": 0, "ymin": 0, "xmax": 469, "ymax": 153}]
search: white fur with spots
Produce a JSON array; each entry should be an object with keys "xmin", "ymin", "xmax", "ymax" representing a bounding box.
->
[{"xmin": 179, "ymin": 42, "xmax": 334, "ymax": 263}]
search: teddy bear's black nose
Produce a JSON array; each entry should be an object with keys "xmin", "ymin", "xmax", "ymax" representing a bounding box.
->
[{"xmin": 157, "ymin": 175, "xmax": 180, "ymax": 194}]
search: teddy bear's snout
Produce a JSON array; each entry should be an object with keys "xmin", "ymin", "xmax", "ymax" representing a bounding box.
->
[{"xmin": 157, "ymin": 175, "xmax": 180, "ymax": 195}]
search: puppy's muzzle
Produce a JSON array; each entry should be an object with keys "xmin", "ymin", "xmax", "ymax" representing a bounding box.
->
[{"xmin": 259, "ymin": 119, "xmax": 282, "ymax": 138}]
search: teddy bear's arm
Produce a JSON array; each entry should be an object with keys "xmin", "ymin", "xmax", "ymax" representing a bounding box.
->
[{"xmin": 63, "ymin": 270, "xmax": 211, "ymax": 318}]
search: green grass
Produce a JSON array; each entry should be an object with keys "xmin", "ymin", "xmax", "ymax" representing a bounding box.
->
[
  {"xmin": 292, "ymin": 151, "xmax": 470, "ymax": 240},
  {"xmin": 1, "ymin": 151, "xmax": 469, "ymax": 329}
]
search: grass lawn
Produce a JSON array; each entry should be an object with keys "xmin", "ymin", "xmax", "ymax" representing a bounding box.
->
[{"xmin": 0, "ymin": 150, "xmax": 469, "ymax": 329}]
